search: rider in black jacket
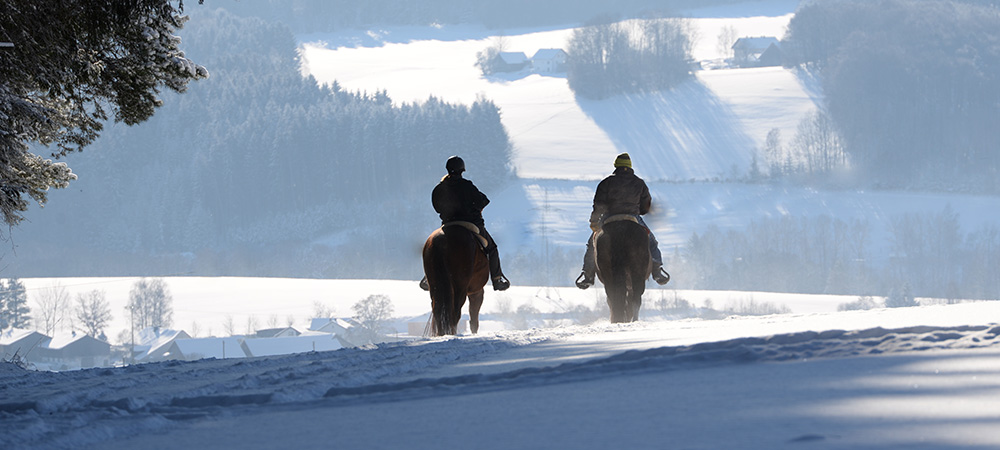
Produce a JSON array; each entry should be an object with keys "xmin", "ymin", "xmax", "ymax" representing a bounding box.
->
[{"xmin": 421, "ymin": 156, "xmax": 510, "ymax": 291}]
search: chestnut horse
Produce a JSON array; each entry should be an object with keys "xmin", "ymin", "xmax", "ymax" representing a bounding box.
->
[
  {"xmin": 594, "ymin": 216, "xmax": 651, "ymax": 323},
  {"xmin": 422, "ymin": 223, "xmax": 489, "ymax": 336}
]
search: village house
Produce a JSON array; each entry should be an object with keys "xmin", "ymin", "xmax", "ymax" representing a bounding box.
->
[
  {"xmin": 495, "ymin": 51, "xmax": 529, "ymax": 72},
  {"xmin": 0, "ymin": 328, "xmax": 51, "ymax": 362},
  {"xmin": 530, "ymin": 48, "xmax": 567, "ymax": 73},
  {"xmin": 731, "ymin": 36, "xmax": 783, "ymax": 67},
  {"xmin": 37, "ymin": 334, "xmax": 112, "ymax": 370},
  {"xmin": 254, "ymin": 327, "xmax": 300, "ymax": 338},
  {"xmin": 1, "ymin": 329, "xmax": 114, "ymax": 371},
  {"xmin": 243, "ymin": 332, "xmax": 344, "ymax": 357},
  {"xmin": 138, "ymin": 329, "xmax": 192, "ymax": 362}
]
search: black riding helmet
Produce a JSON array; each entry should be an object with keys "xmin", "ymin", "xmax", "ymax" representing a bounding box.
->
[{"xmin": 446, "ymin": 155, "xmax": 465, "ymax": 175}]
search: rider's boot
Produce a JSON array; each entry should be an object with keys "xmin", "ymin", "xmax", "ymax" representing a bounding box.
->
[
  {"xmin": 575, "ymin": 270, "xmax": 595, "ymax": 290},
  {"xmin": 488, "ymin": 249, "xmax": 510, "ymax": 291},
  {"xmin": 576, "ymin": 237, "xmax": 597, "ymax": 289},
  {"xmin": 652, "ymin": 265, "xmax": 670, "ymax": 285}
]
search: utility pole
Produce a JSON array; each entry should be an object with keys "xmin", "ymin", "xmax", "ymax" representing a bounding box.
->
[{"xmin": 533, "ymin": 187, "xmax": 566, "ymax": 308}]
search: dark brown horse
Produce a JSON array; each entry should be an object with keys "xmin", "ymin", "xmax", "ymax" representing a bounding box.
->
[
  {"xmin": 422, "ymin": 223, "xmax": 490, "ymax": 336},
  {"xmin": 595, "ymin": 217, "xmax": 651, "ymax": 323}
]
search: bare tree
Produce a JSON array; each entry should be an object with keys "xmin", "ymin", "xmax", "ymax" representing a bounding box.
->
[
  {"xmin": 75, "ymin": 290, "xmax": 112, "ymax": 339},
  {"xmin": 245, "ymin": 315, "xmax": 259, "ymax": 335},
  {"xmin": 716, "ymin": 25, "xmax": 738, "ymax": 61},
  {"xmin": 126, "ymin": 278, "xmax": 173, "ymax": 330},
  {"xmin": 793, "ymin": 109, "xmax": 847, "ymax": 174},
  {"xmin": 311, "ymin": 301, "xmax": 335, "ymax": 319},
  {"xmin": 764, "ymin": 128, "xmax": 784, "ymax": 177},
  {"xmin": 35, "ymin": 283, "xmax": 71, "ymax": 336},
  {"xmin": 222, "ymin": 314, "xmax": 236, "ymax": 336},
  {"xmin": 351, "ymin": 294, "xmax": 395, "ymax": 343},
  {"xmin": 474, "ymin": 35, "xmax": 509, "ymax": 76}
]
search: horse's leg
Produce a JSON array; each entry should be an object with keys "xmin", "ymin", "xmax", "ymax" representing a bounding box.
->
[
  {"xmin": 449, "ymin": 285, "xmax": 467, "ymax": 335},
  {"xmin": 467, "ymin": 289, "xmax": 484, "ymax": 334},
  {"xmin": 629, "ymin": 277, "xmax": 645, "ymax": 322},
  {"xmin": 432, "ymin": 298, "xmax": 450, "ymax": 336},
  {"xmin": 605, "ymin": 281, "xmax": 627, "ymax": 323}
]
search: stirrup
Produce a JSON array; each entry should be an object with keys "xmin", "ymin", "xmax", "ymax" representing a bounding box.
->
[
  {"xmin": 492, "ymin": 275, "xmax": 510, "ymax": 291},
  {"xmin": 653, "ymin": 267, "xmax": 671, "ymax": 285},
  {"xmin": 575, "ymin": 272, "xmax": 593, "ymax": 290}
]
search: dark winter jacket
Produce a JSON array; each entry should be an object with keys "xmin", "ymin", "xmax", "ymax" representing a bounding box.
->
[
  {"xmin": 432, "ymin": 174, "xmax": 489, "ymax": 227},
  {"xmin": 589, "ymin": 167, "xmax": 651, "ymax": 228}
]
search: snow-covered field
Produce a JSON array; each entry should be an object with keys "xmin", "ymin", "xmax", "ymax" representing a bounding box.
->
[
  {"xmin": 15, "ymin": 276, "xmax": 873, "ymax": 342},
  {"xmin": 4, "ymin": 302, "xmax": 1000, "ymax": 449}
]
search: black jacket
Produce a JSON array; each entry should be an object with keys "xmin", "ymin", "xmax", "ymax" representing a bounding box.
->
[
  {"xmin": 432, "ymin": 175, "xmax": 489, "ymax": 227},
  {"xmin": 589, "ymin": 167, "xmax": 651, "ymax": 227}
]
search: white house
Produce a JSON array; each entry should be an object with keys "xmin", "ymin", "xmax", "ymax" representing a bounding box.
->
[
  {"xmin": 309, "ymin": 317, "xmax": 358, "ymax": 335},
  {"xmin": 254, "ymin": 327, "xmax": 300, "ymax": 338},
  {"xmin": 138, "ymin": 329, "xmax": 193, "ymax": 362},
  {"xmin": 531, "ymin": 48, "xmax": 567, "ymax": 73},
  {"xmin": 149, "ymin": 336, "xmax": 248, "ymax": 361}
]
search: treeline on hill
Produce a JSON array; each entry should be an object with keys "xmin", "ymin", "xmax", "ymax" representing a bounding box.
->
[
  {"xmin": 782, "ymin": 0, "xmax": 1000, "ymax": 192},
  {"xmin": 218, "ymin": 0, "xmax": 748, "ymax": 31},
  {"xmin": 566, "ymin": 17, "xmax": 693, "ymax": 99},
  {"xmin": 669, "ymin": 207, "xmax": 1000, "ymax": 300},
  {"xmin": 15, "ymin": 9, "xmax": 512, "ymax": 277}
]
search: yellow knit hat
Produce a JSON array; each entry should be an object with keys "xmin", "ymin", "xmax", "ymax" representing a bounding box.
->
[{"xmin": 614, "ymin": 152, "xmax": 632, "ymax": 168}]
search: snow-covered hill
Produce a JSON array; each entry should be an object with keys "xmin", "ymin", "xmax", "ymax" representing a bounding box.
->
[
  {"xmin": 298, "ymin": 12, "xmax": 807, "ymax": 181},
  {"xmin": 297, "ymin": 2, "xmax": 1000, "ymax": 272}
]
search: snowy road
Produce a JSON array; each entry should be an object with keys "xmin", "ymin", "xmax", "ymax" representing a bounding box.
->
[{"xmin": 4, "ymin": 302, "xmax": 1000, "ymax": 449}]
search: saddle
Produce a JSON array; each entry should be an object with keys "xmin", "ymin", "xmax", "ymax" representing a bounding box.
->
[
  {"xmin": 595, "ymin": 214, "xmax": 648, "ymax": 237},
  {"xmin": 442, "ymin": 221, "xmax": 489, "ymax": 249},
  {"xmin": 602, "ymin": 214, "xmax": 639, "ymax": 226}
]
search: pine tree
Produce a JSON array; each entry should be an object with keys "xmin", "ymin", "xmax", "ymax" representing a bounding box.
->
[
  {"xmin": 0, "ymin": 0, "xmax": 208, "ymax": 227},
  {"xmin": 0, "ymin": 278, "xmax": 31, "ymax": 329}
]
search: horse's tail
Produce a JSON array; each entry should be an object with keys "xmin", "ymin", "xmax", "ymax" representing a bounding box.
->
[
  {"xmin": 426, "ymin": 232, "xmax": 455, "ymax": 336},
  {"xmin": 611, "ymin": 239, "xmax": 630, "ymax": 297}
]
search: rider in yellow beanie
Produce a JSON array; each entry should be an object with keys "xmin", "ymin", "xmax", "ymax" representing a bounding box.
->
[
  {"xmin": 576, "ymin": 152, "xmax": 670, "ymax": 289},
  {"xmin": 614, "ymin": 152, "xmax": 632, "ymax": 168}
]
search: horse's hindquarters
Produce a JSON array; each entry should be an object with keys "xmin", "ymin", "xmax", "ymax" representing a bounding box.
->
[
  {"xmin": 422, "ymin": 227, "xmax": 490, "ymax": 335},
  {"xmin": 595, "ymin": 220, "xmax": 650, "ymax": 323}
]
